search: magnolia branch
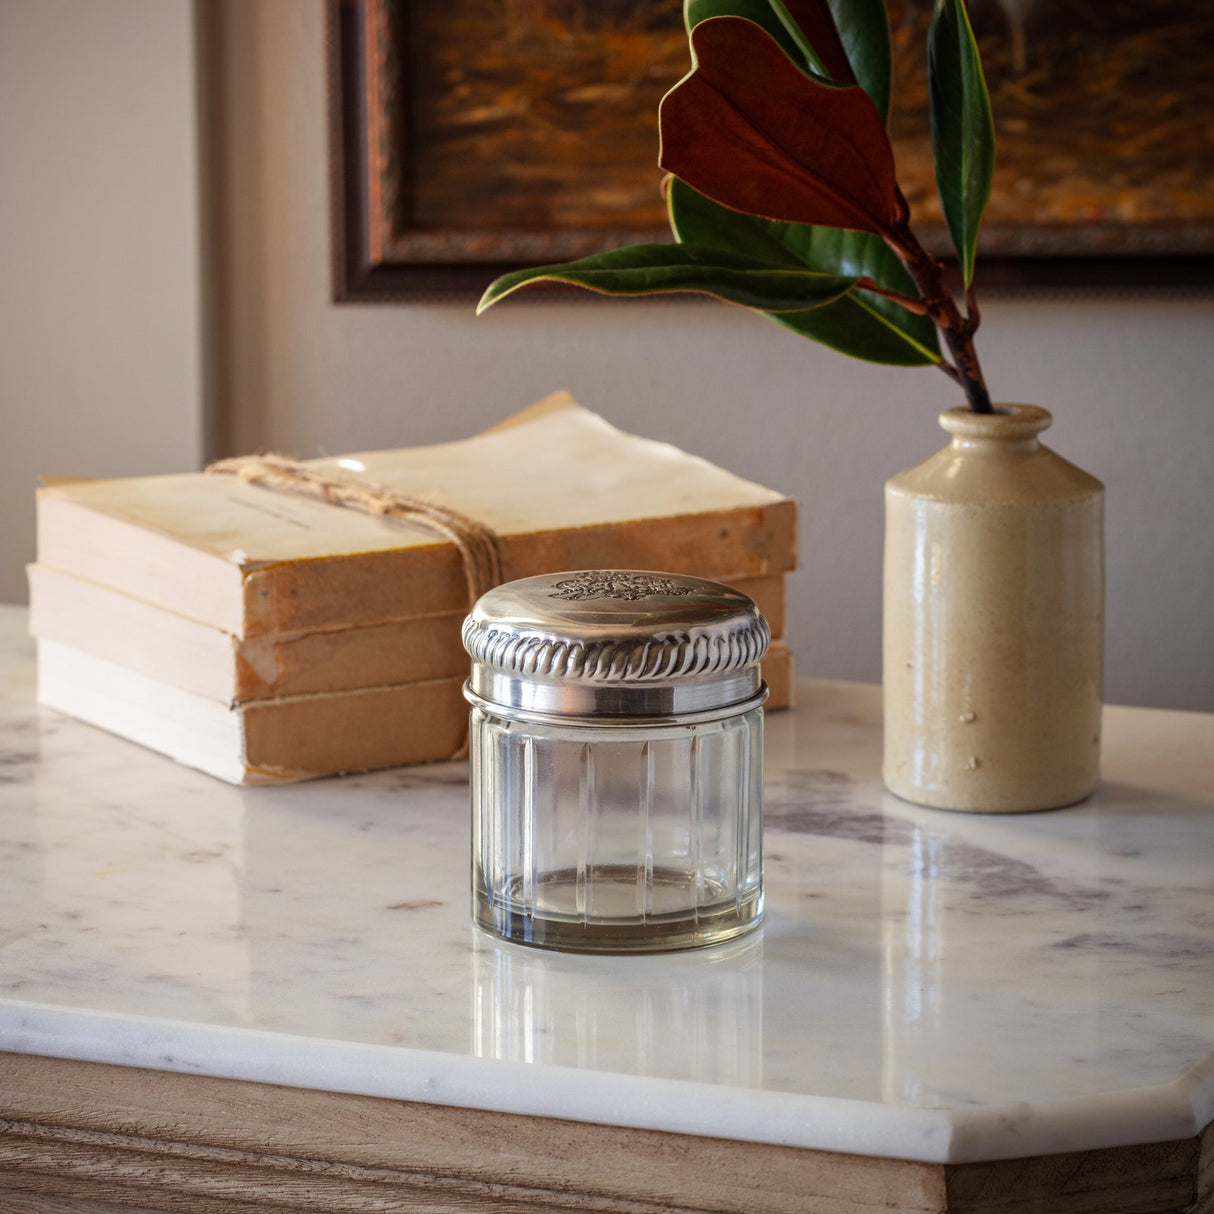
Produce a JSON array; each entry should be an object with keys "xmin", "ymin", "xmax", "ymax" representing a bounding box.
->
[{"xmin": 882, "ymin": 200, "xmax": 992, "ymax": 413}]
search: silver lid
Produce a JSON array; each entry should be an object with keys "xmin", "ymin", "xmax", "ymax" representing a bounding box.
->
[{"xmin": 462, "ymin": 570, "xmax": 770, "ymax": 720}]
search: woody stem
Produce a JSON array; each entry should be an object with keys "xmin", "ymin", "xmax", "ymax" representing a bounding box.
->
[{"xmin": 884, "ymin": 212, "xmax": 991, "ymax": 413}]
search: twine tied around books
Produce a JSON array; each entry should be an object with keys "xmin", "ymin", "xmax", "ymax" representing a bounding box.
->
[
  {"xmin": 205, "ymin": 452, "xmax": 504, "ymax": 610},
  {"xmin": 206, "ymin": 452, "xmax": 506, "ymax": 761}
]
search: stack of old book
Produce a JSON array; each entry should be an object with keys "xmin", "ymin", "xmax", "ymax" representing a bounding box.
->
[{"xmin": 29, "ymin": 392, "xmax": 798, "ymax": 784}]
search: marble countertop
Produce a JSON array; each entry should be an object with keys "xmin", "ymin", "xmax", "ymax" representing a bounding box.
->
[{"xmin": 2, "ymin": 605, "xmax": 1212, "ymax": 1166}]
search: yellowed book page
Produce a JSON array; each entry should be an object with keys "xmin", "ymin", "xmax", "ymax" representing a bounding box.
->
[
  {"xmin": 36, "ymin": 394, "xmax": 796, "ymax": 637},
  {"xmin": 234, "ymin": 504, "xmax": 795, "ymax": 638},
  {"xmin": 38, "ymin": 636, "xmax": 793, "ymax": 784},
  {"xmin": 241, "ymin": 679, "xmax": 467, "ymax": 781},
  {"xmin": 29, "ymin": 564, "xmax": 787, "ymax": 704},
  {"xmin": 39, "ymin": 392, "xmax": 789, "ymax": 565},
  {"xmin": 28, "ymin": 563, "xmax": 242, "ymax": 702},
  {"xmin": 36, "ymin": 638, "xmax": 469, "ymax": 785},
  {"xmin": 742, "ymin": 573, "xmax": 785, "ymax": 638},
  {"xmin": 36, "ymin": 640, "xmax": 250, "ymax": 785},
  {"xmin": 762, "ymin": 642, "xmax": 794, "ymax": 711},
  {"xmin": 243, "ymin": 654, "xmax": 791, "ymax": 779},
  {"xmin": 229, "ymin": 659, "xmax": 790, "ymax": 779}
]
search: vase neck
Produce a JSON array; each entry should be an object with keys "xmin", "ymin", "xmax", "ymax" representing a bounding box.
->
[{"xmin": 940, "ymin": 404, "xmax": 1052, "ymax": 453}]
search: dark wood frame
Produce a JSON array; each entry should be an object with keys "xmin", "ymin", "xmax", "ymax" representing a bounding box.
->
[
  {"xmin": 330, "ymin": 0, "xmax": 1214, "ymax": 302},
  {"xmin": 330, "ymin": 0, "xmax": 669, "ymax": 301}
]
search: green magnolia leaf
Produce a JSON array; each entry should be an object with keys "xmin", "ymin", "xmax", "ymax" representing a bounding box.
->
[
  {"xmin": 928, "ymin": 0, "xmax": 995, "ymax": 285},
  {"xmin": 477, "ymin": 243, "xmax": 858, "ymax": 315},
  {"xmin": 685, "ymin": 0, "xmax": 815, "ymax": 72},
  {"xmin": 775, "ymin": 231, "xmax": 941, "ymax": 365},
  {"xmin": 824, "ymin": 0, "xmax": 893, "ymax": 123},
  {"xmin": 668, "ymin": 178, "xmax": 941, "ymax": 366},
  {"xmin": 771, "ymin": 301, "xmax": 936, "ymax": 366},
  {"xmin": 767, "ymin": 0, "xmax": 856, "ymax": 84},
  {"xmin": 660, "ymin": 17, "xmax": 904, "ymax": 234}
]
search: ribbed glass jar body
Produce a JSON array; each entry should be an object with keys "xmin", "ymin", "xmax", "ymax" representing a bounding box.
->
[{"xmin": 470, "ymin": 704, "xmax": 763, "ymax": 953}]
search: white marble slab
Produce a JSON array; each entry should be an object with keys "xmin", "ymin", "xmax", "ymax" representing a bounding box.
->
[{"xmin": 2, "ymin": 606, "xmax": 1212, "ymax": 1164}]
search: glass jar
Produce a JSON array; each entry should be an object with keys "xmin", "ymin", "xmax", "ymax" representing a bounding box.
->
[{"xmin": 462, "ymin": 570, "xmax": 769, "ymax": 953}]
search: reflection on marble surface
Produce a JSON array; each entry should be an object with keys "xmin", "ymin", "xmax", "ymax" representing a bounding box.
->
[
  {"xmin": 473, "ymin": 932, "xmax": 764, "ymax": 1086},
  {"xmin": 2, "ymin": 607, "xmax": 1212, "ymax": 1163}
]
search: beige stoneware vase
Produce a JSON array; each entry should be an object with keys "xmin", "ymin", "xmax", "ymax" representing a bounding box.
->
[{"xmin": 883, "ymin": 405, "xmax": 1104, "ymax": 812}]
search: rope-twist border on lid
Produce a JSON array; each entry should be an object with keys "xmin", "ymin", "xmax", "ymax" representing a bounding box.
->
[{"xmin": 461, "ymin": 614, "xmax": 771, "ymax": 684}]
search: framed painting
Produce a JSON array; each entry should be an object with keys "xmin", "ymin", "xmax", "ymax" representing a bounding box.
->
[{"xmin": 330, "ymin": 0, "xmax": 1214, "ymax": 300}]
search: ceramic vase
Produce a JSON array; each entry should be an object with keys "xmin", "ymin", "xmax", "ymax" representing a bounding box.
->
[{"xmin": 882, "ymin": 405, "xmax": 1104, "ymax": 812}]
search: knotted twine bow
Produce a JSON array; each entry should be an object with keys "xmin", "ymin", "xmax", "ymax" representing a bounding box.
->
[
  {"xmin": 206, "ymin": 452, "xmax": 505, "ymax": 760},
  {"xmin": 206, "ymin": 452, "xmax": 503, "ymax": 607}
]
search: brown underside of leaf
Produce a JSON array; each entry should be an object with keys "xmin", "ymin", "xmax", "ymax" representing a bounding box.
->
[{"xmin": 659, "ymin": 17, "xmax": 905, "ymax": 235}]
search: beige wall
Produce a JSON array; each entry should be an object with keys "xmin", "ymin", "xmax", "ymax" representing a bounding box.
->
[
  {"xmin": 5, "ymin": 0, "xmax": 1212, "ymax": 711},
  {"xmin": 0, "ymin": 0, "xmax": 205, "ymax": 599}
]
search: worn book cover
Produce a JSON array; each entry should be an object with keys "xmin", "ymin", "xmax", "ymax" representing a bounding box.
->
[{"xmin": 36, "ymin": 393, "xmax": 797, "ymax": 638}]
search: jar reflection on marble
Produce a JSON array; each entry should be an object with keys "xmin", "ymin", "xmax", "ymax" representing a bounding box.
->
[
  {"xmin": 473, "ymin": 932, "xmax": 763, "ymax": 1084},
  {"xmin": 461, "ymin": 571, "xmax": 770, "ymax": 953}
]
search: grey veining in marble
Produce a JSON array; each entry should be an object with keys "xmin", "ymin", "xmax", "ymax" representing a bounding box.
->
[{"xmin": 1, "ymin": 606, "xmax": 1212, "ymax": 1163}]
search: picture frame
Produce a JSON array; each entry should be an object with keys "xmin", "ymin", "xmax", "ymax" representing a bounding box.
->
[{"xmin": 330, "ymin": 0, "xmax": 1214, "ymax": 301}]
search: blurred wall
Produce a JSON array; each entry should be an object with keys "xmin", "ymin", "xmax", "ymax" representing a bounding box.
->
[
  {"xmin": 3, "ymin": 0, "xmax": 1212, "ymax": 711},
  {"xmin": 0, "ymin": 0, "xmax": 205, "ymax": 597}
]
